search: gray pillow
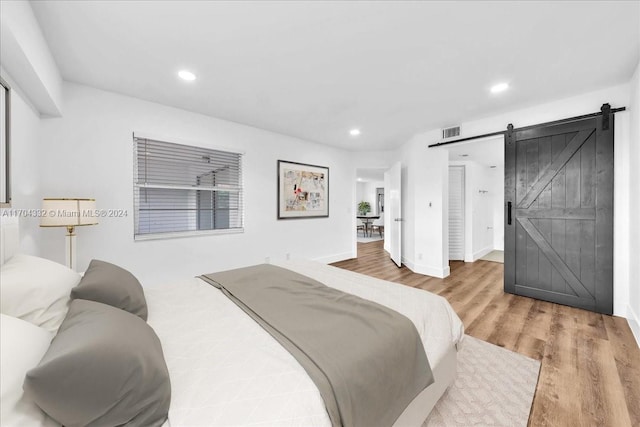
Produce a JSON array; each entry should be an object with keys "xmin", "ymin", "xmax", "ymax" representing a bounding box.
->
[
  {"xmin": 71, "ymin": 259, "xmax": 148, "ymax": 320},
  {"xmin": 23, "ymin": 299, "xmax": 171, "ymax": 427}
]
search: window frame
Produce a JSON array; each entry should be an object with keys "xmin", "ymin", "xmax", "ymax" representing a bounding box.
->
[
  {"xmin": 0, "ymin": 77, "xmax": 11, "ymax": 207},
  {"xmin": 133, "ymin": 132, "xmax": 245, "ymax": 241}
]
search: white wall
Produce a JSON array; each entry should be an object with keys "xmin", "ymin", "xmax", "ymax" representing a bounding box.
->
[
  {"xmin": 490, "ymin": 166, "xmax": 504, "ymax": 251},
  {"xmin": 628, "ymin": 58, "xmax": 640, "ymax": 344},
  {"xmin": 355, "ymin": 182, "xmax": 366, "ymax": 209},
  {"xmin": 37, "ymin": 82, "xmax": 355, "ymax": 285},
  {"xmin": 469, "ymin": 166, "xmax": 494, "ymax": 259},
  {"xmin": 400, "ymin": 134, "xmax": 450, "ymax": 277},
  {"xmin": 402, "ymin": 83, "xmax": 633, "ymax": 317},
  {"xmin": 0, "ymin": 68, "xmax": 42, "ymax": 256},
  {"xmin": 352, "ymin": 151, "xmax": 399, "ymax": 171}
]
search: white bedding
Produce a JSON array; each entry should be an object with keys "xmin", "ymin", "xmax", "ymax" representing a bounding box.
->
[{"xmin": 146, "ymin": 260, "xmax": 464, "ymax": 427}]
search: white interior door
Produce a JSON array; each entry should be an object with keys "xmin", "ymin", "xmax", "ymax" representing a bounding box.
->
[
  {"xmin": 386, "ymin": 162, "xmax": 402, "ymax": 267},
  {"xmin": 448, "ymin": 166, "xmax": 465, "ymax": 261}
]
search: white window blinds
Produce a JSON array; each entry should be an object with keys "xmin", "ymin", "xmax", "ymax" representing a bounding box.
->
[
  {"xmin": 0, "ymin": 80, "xmax": 9, "ymax": 206},
  {"xmin": 134, "ymin": 136, "xmax": 244, "ymax": 239}
]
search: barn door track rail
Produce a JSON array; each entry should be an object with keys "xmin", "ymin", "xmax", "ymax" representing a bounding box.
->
[{"xmin": 428, "ymin": 103, "xmax": 626, "ymax": 148}]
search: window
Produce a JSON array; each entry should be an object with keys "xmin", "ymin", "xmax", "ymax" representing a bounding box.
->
[
  {"xmin": 133, "ymin": 135, "xmax": 243, "ymax": 239},
  {"xmin": 0, "ymin": 78, "xmax": 10, "ymax": 207}
]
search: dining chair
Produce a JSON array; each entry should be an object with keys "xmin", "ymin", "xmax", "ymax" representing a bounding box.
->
[
  {"xmin": 370, "ymin": 215, "xmax": 384, "ymax": 238},
  {"xmin": 356, "ymin": 219, "xmax": 366, "ymax": 237}
]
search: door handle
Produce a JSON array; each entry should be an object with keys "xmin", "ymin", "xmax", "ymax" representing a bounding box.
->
[
  {"xmin": 507, "ymin": 201, "xmax": 512, "ymax": 225},
  {"xmin": 394, "ymin": 218, "xmax": 403, "ymax": 222}
]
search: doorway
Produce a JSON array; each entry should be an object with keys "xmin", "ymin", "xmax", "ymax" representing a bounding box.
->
[
  {"xmin": 355, "ymin": 168, "xmax": 386, "ymax": 244},
  {"xmin": 444, "ymin": 136, "xmax": 505, "ymax": 265}
]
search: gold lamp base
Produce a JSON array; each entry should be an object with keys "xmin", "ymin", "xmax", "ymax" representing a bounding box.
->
[{"xmin": 65, "ymin": 226, "xmax": 76, "ymax": 271}]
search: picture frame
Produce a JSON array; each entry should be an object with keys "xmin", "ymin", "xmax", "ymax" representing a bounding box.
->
[{"xmin": 277, "ymin": 160, "xmax": 329, "ymax": 219}]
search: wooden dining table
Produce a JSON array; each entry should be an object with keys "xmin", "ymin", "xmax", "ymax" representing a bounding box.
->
[{"xmin": 357, "ymin": 215, "xmax": 380, "ymax": 237}]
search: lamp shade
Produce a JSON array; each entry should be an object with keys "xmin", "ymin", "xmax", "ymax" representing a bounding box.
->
[{"xmin": 40, "ymin": 198, "xmax": 98, "ymax": 227}]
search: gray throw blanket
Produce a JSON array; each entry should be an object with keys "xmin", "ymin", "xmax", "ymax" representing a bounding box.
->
[{"xmin": 200, "ymin": 264, "xmax": 433, "ymax": 427}]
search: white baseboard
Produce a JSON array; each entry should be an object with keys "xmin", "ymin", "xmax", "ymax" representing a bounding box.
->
[
  {"xmin": 627, "ymin": 305, "xmax": 640, "ymax": 349},
  {"xmin": 312, "ymin": 251, "xmax": 354, "ymax": 264},
  {"xmin": 401, "ymin": 257, "xmax": 416, "ymax": 272},
  {"xmin": 464, "ymin": 246, "xmax": 493, "ymax": 263},
  {"xmin": 402, "ymin": 257, "xmax": 450, "ymax": 278}
]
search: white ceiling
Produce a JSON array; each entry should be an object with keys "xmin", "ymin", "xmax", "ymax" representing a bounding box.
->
[{"xmin": 31, "ymin": 1, "xmax": 639, "ymax": 151}]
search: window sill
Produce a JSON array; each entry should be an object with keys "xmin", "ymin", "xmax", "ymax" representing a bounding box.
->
[{"xmin": 134, "ymin": 228, "xmax": 244, "ymax": 241}]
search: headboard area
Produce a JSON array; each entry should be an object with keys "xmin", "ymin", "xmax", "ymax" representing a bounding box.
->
[{"xmin": 0, "ymin": 216, "xmax": 19, "ymax": 264}]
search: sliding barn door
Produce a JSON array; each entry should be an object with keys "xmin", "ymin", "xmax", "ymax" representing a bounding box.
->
[{"xmin": 504, "ymin": 116, "xmax": 613, "ymax": 314}]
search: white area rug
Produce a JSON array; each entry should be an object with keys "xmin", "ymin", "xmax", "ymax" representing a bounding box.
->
[
  {"xmin": 479, "ymin": 250, "xmax": 504, "ymax": 264},
  {"xmin": 356, "ymin": 234, "xmax": 383, "ymax": 243},
  {"xmin": 425, "ymin": 335, "xmax": 540, "ymax": 427}
]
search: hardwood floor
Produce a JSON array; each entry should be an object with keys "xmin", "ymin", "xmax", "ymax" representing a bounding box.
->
[{"xmin": 331, "ymin": 241, "xmax": 640, "ymax": 427}]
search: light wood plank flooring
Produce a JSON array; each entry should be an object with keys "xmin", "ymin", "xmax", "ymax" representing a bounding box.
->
[{"xmin": 331, "ymin": 241, "xmax": 640, "ymax": 427}]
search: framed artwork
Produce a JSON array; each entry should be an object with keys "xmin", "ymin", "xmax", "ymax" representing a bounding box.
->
[{"xmin": 277, "ymin": 160, "xmax": 329, "ymax": 219}]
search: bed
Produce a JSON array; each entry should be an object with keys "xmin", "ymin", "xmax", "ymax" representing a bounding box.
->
[{"xmin": 0, "ymin": 218, "xmax": 464, "ymax": 427}]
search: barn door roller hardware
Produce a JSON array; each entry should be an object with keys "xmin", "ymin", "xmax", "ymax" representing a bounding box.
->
[
  {"xmin": 506, "ymin": 123, "xmax": 514, "ymax": 145},
  {"xmin": 601, "ymin": 103, "xmax": 611, "ymax": 130}
]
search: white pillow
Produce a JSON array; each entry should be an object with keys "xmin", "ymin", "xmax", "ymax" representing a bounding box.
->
[
  {"xmin": 0, "ymin": 254, "xmax": 81, "ymax": 333},
  {"xmin": 0, "ymin": 314, "xmax": 59, "ymax": 427}
]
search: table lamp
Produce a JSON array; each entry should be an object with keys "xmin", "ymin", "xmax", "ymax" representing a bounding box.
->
[{"xmin": 40, "ymin": 198, "xmax": 97, "ymax": 270}]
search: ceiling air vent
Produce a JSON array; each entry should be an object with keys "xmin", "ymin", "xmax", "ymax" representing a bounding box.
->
[{"xmin": 442, "ymin": 126, "xmax": 461, "ymax": 139}]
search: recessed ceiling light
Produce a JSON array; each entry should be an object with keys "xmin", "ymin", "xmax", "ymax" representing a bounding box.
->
[
  {"xmin": 490, "ymin": 82, "xmax": 509, "ymax": 94},
  {"xmin": 357, "ymin": 178, "xmax": 363, "ymax": 182},
  {"xmin": 349, "ymin": 129, "xmax": 361, "ymax": 136},
  {"xmin": 178, "ymin": 70, "xmax": 196, "ymax": 81}
]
